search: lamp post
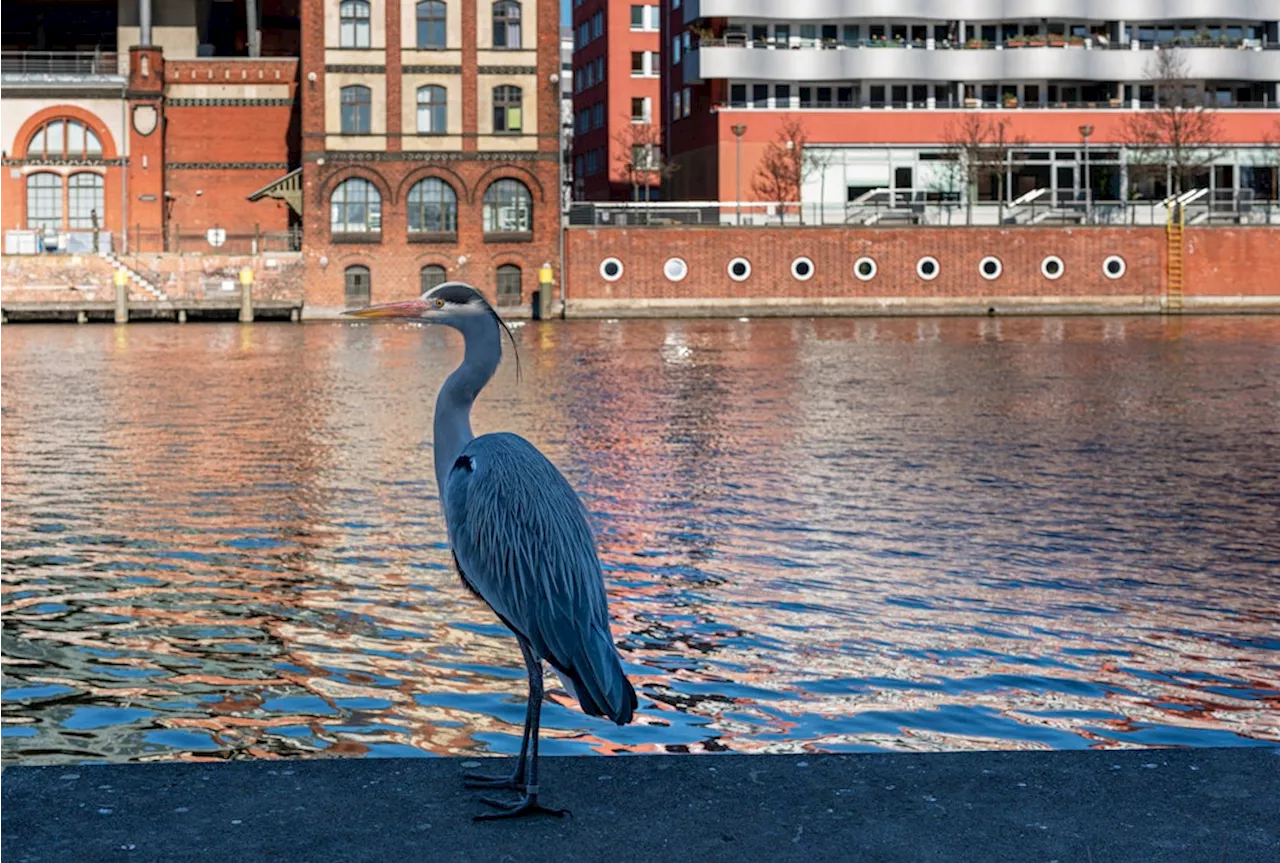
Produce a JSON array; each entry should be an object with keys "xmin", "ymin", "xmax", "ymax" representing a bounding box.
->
[
  {"xmin": 731, "ymin": 123, "xmax": 747, "ymax": 225},
  {"xmin": 1079, "ymin": 124, "xmax": 1094, "ymax": 223}
]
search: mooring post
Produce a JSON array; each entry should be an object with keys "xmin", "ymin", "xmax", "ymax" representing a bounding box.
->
[
  {"xmin": 177, "ymin": 309, "xmax": 187, "ymax": 324},
  {"xmin": 537, "ymin": 262, "xmax": 554, "ymax": 321},
  {"xmin": 239, "ymin": 267, "xmax": 254, "ymax": 323},
  {"xmin": 113, "ymin": 269, "xmax": 129, "ymax": 324},
  {"xmin": 290, "ymin": 308, "xmax": 300, "ymax": 323},
  {"xmin": 77, "ymin": 310, "xmax": 89, "ymax": 324}
]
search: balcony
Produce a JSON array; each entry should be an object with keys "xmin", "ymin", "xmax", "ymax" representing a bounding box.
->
[
  {"xmin": 683, "ymin": 0, "xmax": 1280, "ymax": 26},
  {"xmin": 1, "ymin": 51, "xmax": 125, "ymax": 89},
  {"xmin": 687, "ymin": 38, "xmax": 1280, "ymax": 85}
]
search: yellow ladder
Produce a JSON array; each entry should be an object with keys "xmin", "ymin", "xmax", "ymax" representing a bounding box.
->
[{"xmin": 1166, "ymin": 203, "xmax": 1184, "ymax": 313}]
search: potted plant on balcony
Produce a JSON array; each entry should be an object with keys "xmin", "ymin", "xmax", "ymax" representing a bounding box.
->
[
  {"xmin": 1003, "ymin": 93, "xmax": 1019, "ymax": 108},
  {"xmin": 1068, "ymin": 35, "xmax": 1086, "ymax": 46},
  {"xmin": 1048, "ymin": 34, "xmax": 1067, "ymax": 47},
  {"xmin": 1006, "ymin": 35, "xmax": 1027, "ymax": 48},
  {"xmin": 966, "ymin": 38, "xmax": 989, "ymax": 49},
  {"xmin": 1028, "ymin": 34, "xmax": 1047, "ymax": 47}
]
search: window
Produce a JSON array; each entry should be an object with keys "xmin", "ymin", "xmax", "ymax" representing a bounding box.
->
[
  {"xmin": 682, "ymin": 88, "xmax": 690, "ymax": 117},
  {"xmin": 730, "ymin": 84, "xmax": 746, "ymax": 108},
  {"xmin": 495, "ymin": 264, "xmax": 522, "ymax": 306},
  {"xmin": 631, "ymin": 51, "xmax": 655, "ymax": 76},
  {"xmin": 630, "ymin": 5, "xmax": 657, "ymax": 30},
  {"xmin": 345, "ymin": 265, "xmax": 371, "ymax": 307},
  {"xmin": 753, "ymin": 84, "xmax": 769, "ymax": 108},
  {"xmin": 493, "ymin": 0, "xmax": 521, "ymax": 49},
  {"xmin": 416, "ymin": 0, "xmax": 446, "ymax": 48},
  {"xmin": 632, "ymin": 144, "xmax": 659, "ymax": 172},
  {"xmin": 631, "ymin": 97, "xmax": 651, "ymax": 122},
  {"xmin": 493, "ymin": 85, "xmax": 522, "ymax": 133},
  {"xmin": 339, "ymin": 0, "xmax": 371, "ymax": 48},
  {"xmin": 407, "ymin": 177, "xmax": 457, "ymax": 233},
  {"xmin": 591, "ymin": 102, "xmax": 603, "ymax": 128},
  {"xmin": 672, "ymin": 36, "xmax": 681, "ymax": 63},
  {"xmin": 68, "ymin": 173, "xmax": 104, "ymax": 229},
  {"xmin": 672, "ymin": 91, "xmax": 681, "ymax": 119},
  {"xmin": 416, "ymin": 85, "xmax": 447, "ymax": 133},
  {"xmin": 26, "ymin": 173, "xmax": 62, "ymax": 230},
  {"xmin": 421, "ymin": 264, "xmax": 447, "ymax": 292},
  {"xmin": 330, "ymin": 178, "xmax": 382, "ymax": 234},
  {"xmin": 591, "ymin": 11, "xmax": 603, "ymax": 39},
  {"xmin": 483, "ymin": 179, "xmax": 532, "ymax": 234},
  {"xmin": 26, "ymin": 119, "xmax": 103, "ymax": 160},
  {"xmin": 340, "ymin": 85, "xmax": 372, "ymax": 134},
  {"xmin": 775, "ymin": 84, "xmax": 791, "ymax": 108}
]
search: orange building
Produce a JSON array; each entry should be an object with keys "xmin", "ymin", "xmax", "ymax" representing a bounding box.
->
[
  {"xmin": 571, "ymin": 0, "xmax": 664, "ymax": 200},
  {"xmin": 660, "ymin": 5, "xmax": 1280, "ymax": 218}
]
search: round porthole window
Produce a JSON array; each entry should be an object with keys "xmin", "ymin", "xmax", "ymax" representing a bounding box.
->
[
  {"xmin": 853, "ymin": 257, "xmax": 877, "ymax": 281},
  {"xmin": 1102, "ymin": 255, "xmax": 1126, "ymax": 279},
  {"xmin": 916, "ymin": 256, "xmax": 940, "ymax": 281},
  {"xmin": 791, "ymin": 257, "xmax": 815, "ymax": 281},
  {"xmin": 1041, "ymin": 256, "xmax": 1064, "ymax": 280},
  {"xmin": 663, "ymin": 257, "xmax": 688, "ymax": 282},
  {"xmin": 979, "ymin": 256, "xmax": 1003, "ymax": 281},
  {"xmin": 727, "ymin": 257, "xmax": 751, "ymax": 282},
  {"xmin": 600, "ymin": 257, "xmax": 623, "ymax": 281}
]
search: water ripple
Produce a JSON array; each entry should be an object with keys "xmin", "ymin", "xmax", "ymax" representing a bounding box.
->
[{"xmin": 3, "ymin": 316, "xmax": 1279, "ymax": 763}]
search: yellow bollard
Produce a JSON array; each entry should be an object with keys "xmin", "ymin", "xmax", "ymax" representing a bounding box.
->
[
  {"xmin": 239, "ymin": 267, "xmax": 254, "ymax": 323},
  {"xmin": 536, "ymin": 263, "xmax": 554, "ymax": 321},
  {"xmin": 113, "ymin": 268, "xmax": 128, "ymax": 324}
]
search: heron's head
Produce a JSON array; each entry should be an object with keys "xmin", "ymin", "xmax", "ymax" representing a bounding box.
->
[{"xmin": 344, "ymin": 281, "xmax": 520, "ymax": 372}]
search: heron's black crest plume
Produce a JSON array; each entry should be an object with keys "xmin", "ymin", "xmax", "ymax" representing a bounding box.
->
[{"xmin": 431, "ymin": 282, "xmax": 521, "ymax": 383}]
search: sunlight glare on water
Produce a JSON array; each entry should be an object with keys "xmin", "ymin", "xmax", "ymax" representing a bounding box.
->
[{"xmin": 2, "ymin": 316, "xmax": 1279, "ymax": 763}]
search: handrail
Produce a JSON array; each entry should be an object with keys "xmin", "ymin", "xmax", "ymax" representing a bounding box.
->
[{"xmin": 1, "ymin": 50, "xmax": 121, "ymax": 76}]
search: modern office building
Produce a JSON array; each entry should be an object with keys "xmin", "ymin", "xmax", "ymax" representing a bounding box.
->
[
  {"xmin": 571, "ymin": 0, "xmax": 664, "ymax": 199},
  {"xmin": 661, "ymin": 4, "xmax": 1280, "ymax": 216},
  {"xmin": 299, "ymin": 0, "xmax": 563, "ymax": 312},
  {"xmin": 2, "ymin": 0, "xmax": 301, "ymax": 253}
]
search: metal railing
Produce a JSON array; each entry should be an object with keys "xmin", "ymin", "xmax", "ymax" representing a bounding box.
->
[
  {"xmin": 121, "ymin": 226, "xmax": 302, "ymax": 254},
  {"xmin": 700, "ymin": 35, "xmax": 1277, "ymax": 52},
  {"xmin": 567, "ymin": 198, "xmax": 1280, "ymax": 228},
  {"xmin": 1, "ymin": 50, "xmax": 121, "ymax": 77}
]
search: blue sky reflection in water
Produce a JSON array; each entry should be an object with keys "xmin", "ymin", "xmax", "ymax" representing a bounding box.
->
[{"xmin": 2, "ymin": 316, "xmax": 1279, "ymax": 764}]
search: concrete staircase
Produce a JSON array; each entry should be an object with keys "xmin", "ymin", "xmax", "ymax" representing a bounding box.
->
[{"xmin": 100, "ymin": 251, "xmax": 168, "ymax": 302}]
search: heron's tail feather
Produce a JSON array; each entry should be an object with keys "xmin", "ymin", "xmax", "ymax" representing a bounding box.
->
[{"xmin": 556, "ymin": 624, "xmax": 637, "ymax": 726}]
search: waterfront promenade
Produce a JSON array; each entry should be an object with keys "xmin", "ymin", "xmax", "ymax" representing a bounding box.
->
[{"xmin": 5, "ymin": 748, "xmax": 1279, "ymax": 862}]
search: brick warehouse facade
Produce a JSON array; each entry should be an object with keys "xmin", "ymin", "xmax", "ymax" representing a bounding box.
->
[{"xmin": 299, "ymin": 0, "xmax": 563, "ymax": 316}]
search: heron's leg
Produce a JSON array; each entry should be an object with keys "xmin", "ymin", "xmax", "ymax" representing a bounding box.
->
[
  {"xmin": 475, "ymin": 656, "xmax": 569, "ymax": 821},
  {"xmin": 463, "ymin": 638, "xmax": 537, "ymax": 790}
]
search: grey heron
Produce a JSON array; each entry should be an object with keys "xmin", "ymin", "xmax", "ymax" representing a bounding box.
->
[{"xmin": 346, "ymin": 283, "xmax": 638, "ymax": 821}]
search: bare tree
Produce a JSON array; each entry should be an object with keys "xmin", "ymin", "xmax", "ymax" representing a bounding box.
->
[
  {"xmin": 751, "ymin": 116, "xmax": 826, "ymax": 224},
  {"xmin": 939, "ymin": 114, "xmax": 1026, "ymax": 224},
  {"xmin": 1121, "ymin": 49, "xmax": 1222, "ymax": 197},
  {"xmin": 612, "ymin": 123, "xmax": 680, "ymax": 206}
]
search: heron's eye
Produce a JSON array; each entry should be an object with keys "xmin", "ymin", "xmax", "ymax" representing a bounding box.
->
[{"xmin": 433, "ymin": 297, "xmax": 445, "ymax": 309}]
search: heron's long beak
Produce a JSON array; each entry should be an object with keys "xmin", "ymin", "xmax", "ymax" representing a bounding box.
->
[{"xmin": 343, "ymin": 299, "xmax": 430, "ymax": 319}]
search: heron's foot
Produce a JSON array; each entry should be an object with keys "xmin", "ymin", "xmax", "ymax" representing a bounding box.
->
[
  {"xmin": 473, "ymin": 790, "xmax": 570, "ymax": 822},
  {"xmin": 462, "ymin": 770, "xmax": 525, "ymax": 791}
]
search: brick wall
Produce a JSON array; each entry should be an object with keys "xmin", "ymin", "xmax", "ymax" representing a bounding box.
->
[
  {"xmin": 1185, "ymin": 228, "xmax": 1279, "ymax": 297},
  {"xmin": 566, "ymin": 227, "xmax": 1167, "ymax": 307}
]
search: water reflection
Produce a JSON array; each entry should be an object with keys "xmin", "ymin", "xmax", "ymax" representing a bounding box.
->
[{"xmin": 3, "ymin": 317, "xmax": 1279, "ymax": 764}]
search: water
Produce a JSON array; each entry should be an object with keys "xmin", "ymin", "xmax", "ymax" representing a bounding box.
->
[{"xmin": 3, "ymin": 316, "xmax": 1279, "ymax": 764}]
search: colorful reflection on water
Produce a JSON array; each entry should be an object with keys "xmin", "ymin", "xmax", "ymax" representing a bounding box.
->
[{"xmin": 3, "ymin": 316, "xmax": 1279, "ymax": 764}]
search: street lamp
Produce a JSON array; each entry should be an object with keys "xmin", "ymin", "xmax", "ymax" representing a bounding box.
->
[
  {"xmin": 731, "ymin": 123, "xmax": 747, "ymax": 225},
  {"xmin": 1079, "ymin": 124, "xmax": 1094, "ymax": 224}
]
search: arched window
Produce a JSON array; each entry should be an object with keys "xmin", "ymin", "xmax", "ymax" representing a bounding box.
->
[
  {"xmin": 68, "ymin": 173, "xmax": 105, "ymax": 229},
  {"xmin": 340, "ymin": 85, "xmax": 372, "ymax": 134},
  {"xmin": 27, "ymin": 119, "xmax": 103, "ymax": 160},
  {"xmin": 26, "ymin": 173, "xmax": 63, "ymax": 230},
  {"xmin": 416, "ymin": 85, "xmax": 447, "ymax": 133},
  {"xmin": 482, "ymin": 178, "xmax": 532, "ymax": 234},
  {"xmin": 495, "ymin": 264, "xmax": 522, "ymax": 307},
  {"xmin": 421, "ymin": 264, "xmax": 447, "ymax": 292},
  {"xmin": 416, "ymin": 0, "xmax": 447, "ymax": 49},
  {"xmin": 330, "ymin": 178, "xmax": 382, "ymax": 235},
  {"xmin": 492, "ymin": 1, "xmax": 521, "ymax": 48},
  {"xmin": 339, "ymin": 0, "xmax": 371, "ymax": 48},
  {"xmin": 492, "ymin": 85, "xmax": 522, "ymax": 133},
  {"xmin": 345, "ymin": 265, "xmax": 371, "ymax": 307},
  {"xmin": 407, "ymin": 177, "xmax": 457, "ymax": 234}
]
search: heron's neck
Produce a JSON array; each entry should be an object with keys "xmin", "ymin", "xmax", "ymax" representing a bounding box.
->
[{"xmin": 433, "ymin": 317, "xmax": 501, "ymax": 498}]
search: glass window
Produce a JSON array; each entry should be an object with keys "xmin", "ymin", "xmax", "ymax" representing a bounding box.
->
[
  {"xmin": 407, "ymin": 177, "xmax": 457, "ymax": 233},
  {"xmin": 416, "ymin": 1, "xmax": 446, "ymax": 48},
  {"xmin": 26, "ymin": 119, "xmax": 103, "ymax": 159},
  {"xmin": 340, "ymin": 85, "xmax": 372, "ymax": 134},
  {"xmin": 753, "ymin": 84, "xmax": 768, "ymax": 108},
  {"xmin": 774, "ymin": 84, "xmax": 791, "ymax": 107},
  {"xmin": 345, "ymin": 265, "xmax": 371, "ymax": 307},
  {"xmin": 632, "ymin": 51, "xmax": 644, "ymax": 73},
  {"xmin": 495, "ymin": 264, "xmax": 522, "ymax": 306},
  {"xmin": 730, "ymin": 83, "xmax": 746, "ymax": 107},
  {"xmin": 631, "ymin": 97, "xmax": 650, "ymax": 121},
  {"xmin": 493, "ymin": 1, "xmax": 521, "ymax": 48},
  {"xmin": 630, "ymin": 5, "xmax": 643, "ymax": 28},
  {"xmin": 26, "ymin": 173, "xmax": 62, "ymax": 230},
  {"xmin": 421, "ymin": 265, "xmax": 448, "ymax": 292},
  {"xmin": 68, "ymin": 173, "xmax": 104, "ymax": 229},
  {"xmin": 330, "ymin": 178, "xmax": 382, "ymax": 234},
  {"xmin": 774, "ymin": 24, "xmax": 789, "ymax": 44},
  {"xmin": 416, "ymin": 85, "xmax": 447, "ymax": 133},
  {"xmin": 339, "ymin": 0, "xmax": 371, "ymax": 48},
  {"xmin": 493, "ymin": 85, "xmax": 522, "ymax": 132},
  {"xmin": 483, "ymin": 178, "xmax": 532, "ymax": 233}
]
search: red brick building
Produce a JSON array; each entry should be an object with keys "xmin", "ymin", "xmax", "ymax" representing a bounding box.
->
[
  {"xmin": 1, "ymin": 1, "xmax": 301, "ymax": 255},
  {"xmin": 570, "ymin": 0, "xmax": 663, "ymax": 200},
  {"xmin": 298, "ymin": 0, "xmax": 563, "ymax": 316}
]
